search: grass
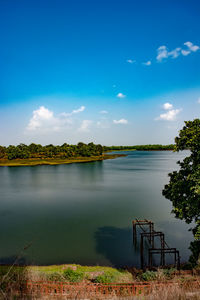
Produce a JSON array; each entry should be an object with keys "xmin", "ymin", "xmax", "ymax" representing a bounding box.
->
[
  {"xmin": 25, "ymin": 264, "xmax": 133, "ymax": 283},
  {"xmin": 145, "ymin": 283, "xmax": 200, "ymax": 300},
  {"xmin": 1, "ymin": 264, "xmax": 199, "ymax": 284},
  {"xmin": 0, "ymin": 154, "xmax": 125, "ymax": 167},
  {"xmin": 0, "ymin": 265, "xmax": 200, "ymax": 299}
]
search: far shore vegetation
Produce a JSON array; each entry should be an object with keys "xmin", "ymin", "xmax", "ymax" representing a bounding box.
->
[
  {"xmin": 0, "ymin": 143, "xmax": 175, "ymax": 167},
  {"xmin": 104, "ymin": 144, "xmax": 175, "ymax": 151},
  {"xmin": 0, "ymin": 142, "xmax": 125, "ymax": 166}
]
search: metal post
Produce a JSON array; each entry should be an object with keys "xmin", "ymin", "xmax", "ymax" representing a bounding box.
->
[
  {"xmin": 133, "ymin": 223, "xmax": 136, "ymax": 246},
  {"xmin": 140, "ymin": 235, "xmax": 144, "ymax": 270}
]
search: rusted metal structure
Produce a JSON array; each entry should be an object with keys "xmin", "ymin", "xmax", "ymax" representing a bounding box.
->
[
  {"xmin": 148, "ymin": 248, "xmax": 180, "ymax": 270},
  {"xmin": 132, "ymin": 219, "xmax": 180, "ymax": 270},
  {"xmin": 132, "ymin": 219, "xmax": 154, "ymax": 246}
]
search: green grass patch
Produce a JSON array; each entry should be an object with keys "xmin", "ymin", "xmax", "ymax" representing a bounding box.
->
[{"xmin": 63, "ymin": 268, "xmax": 84, "ymax": 282}]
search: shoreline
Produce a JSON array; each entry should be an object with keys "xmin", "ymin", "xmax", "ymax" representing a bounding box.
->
[
  {"xmin": 0, "ymin": 153, "xmax": 125, "ymax": 167},
  {"xmin": 107, "ymin": 149, "xmax": 174, "ymax": 152}
]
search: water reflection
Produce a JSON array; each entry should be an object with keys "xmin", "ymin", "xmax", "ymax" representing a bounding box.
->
[
  {"xmin": 75, "ymin": 161, "xmax": 104, "ymax": 184},
  {"xmin": 95, "ymin": 226, "xmax": 140, "ymax": 267},
  {"xmin": 0, "ymin": 151, "xmax": 193, "ymax": 265}
]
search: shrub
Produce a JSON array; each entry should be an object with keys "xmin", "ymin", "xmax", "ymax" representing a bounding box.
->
[
  {"xmin": 94, "ymin": 271, "xmax": 118, "ymax": 283},
  {"xmin": 46, "ymin": 272, "xmax": 64, "ymax": 281},
  {"xmin": 163, "ymin": 268, "xmax": 176, "ymax": 279},
  {"xmin": 141, "ymin": 271, "xmax": 157, "ymax": 281},
  {"xmin": 63, "ymin": 268, "xmax": 84, "ymax": 282}
]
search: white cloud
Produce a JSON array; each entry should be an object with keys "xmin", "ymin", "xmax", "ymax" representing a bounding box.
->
[
  {"xmin": 61, "ymin": 106, "xmax": 85, "ymax": 117},
  {"xmin": 163, "ymin": 102, "xmax": 173, "ymax": 110},
  {"xmin": 78, "ymin": 120, "xmax": 92, "ymax": 132},
  {"xmin": 143, "ymin": 60, "xmax": 151, "ymax": 66},
  {"xmin": 113, "ymin": 119, "xmax": 128, "ymax": 124},
  {"xmin": 168, "ymin": 47, "xmax": 181, "ymax": 59},
  {"xmin": 156, "ymin": 46, "xmax": 181, "ymax": 61},
  {"xmin": 156, "ymin": 46, "xmax": 168, "ymax": 61},
  {"xmin": 117, "ymin": 93, "xmax": 126, "ymax": 98},
  {"xmin": 155, "ymin": 108, "xmax": 181, "ymax": 121},
  {"xmin": 197, "ymin": 98, "xmax": 200, "ymax": 104},
  {"xmin": 156, "ymin": 41, "xmax": 199, "ymax": 62},
  {"xmin": 99, "ymin": 110, "xmax": 108, "ymax": 114},
  {"xmin": 156, "ymin": 109, "xmax": 181, "ymax": 121},
  {"xmin": 27, "ymin": 106, "xmax": 57, "ymax": 131},
  {"xmin": 155, "ymin": 102, "xmax": 181, "ymax": 121},
  {"xmin": 72, "ymin": 106, "xmax": 85, "ymax": 114},
  {"xmin": 181, "ymin": 49, "xmax": 190, "ymax": 56},
  {"xmin": 26, "ymin": 105, "xmax": 86, "ymax": 132},
  {"xmin": 184, "ymin": 41, "xmax": 199, "ymax": 52},
  {"xmin": 126, "ymin": 59, "xmax": 136, "ymax": 64}
]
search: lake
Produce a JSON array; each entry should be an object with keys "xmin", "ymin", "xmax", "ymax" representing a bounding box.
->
[{"xmin": 0, "ymin": 151, "xmax": 193, "ymax": 267}]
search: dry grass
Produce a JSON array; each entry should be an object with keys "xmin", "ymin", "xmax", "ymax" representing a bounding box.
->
[
  {"xmin": 0, "ymin": 265, "xmax": 200, "ymax": 299},
  {"xmin": 145, "ymin": 283, "xmax": 200, "ymax": 300}
]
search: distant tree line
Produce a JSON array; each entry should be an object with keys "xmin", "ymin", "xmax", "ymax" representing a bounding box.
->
[
  {"xmin": 0, "ymin": 143, "xmax": 103, "ymax": 160},
  {"xmin": 103, "ymin": 144, "xmax": 175, "ymax": 151}
]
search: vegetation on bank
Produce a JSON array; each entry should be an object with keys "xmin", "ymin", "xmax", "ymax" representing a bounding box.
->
[
  {"xmin": 0, "ymin": 264, "xmax": 199, "ymax": 285},
  {"xmin": 0, "ymin": 154, "xmax": 124, "ymax": 166},
  {"xmin": 104, "ymin": 144, "xmax": 175, "ymax": 151},
  {"xmin": 0, "ymin": 142, "xmax": 103, "ymax": 160},
  {"xmin": 0, "ymin": 142, "xmax": 176, "ymax": 166},
  {"xmin": 0, "ymin": 142, "xmax": 124, "ymax": 166},
  {"xmin": 1, "ymin": 265, "xmax": 199, "ymax": 299}
]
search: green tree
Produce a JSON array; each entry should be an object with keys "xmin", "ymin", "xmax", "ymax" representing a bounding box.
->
[
  {"xmin": 162, "ymin": 119, "xmax": 200, "ymax": 265},
  {"xmin": 0, "ymin": 146, "xmax": 6, "ymax": 159}
]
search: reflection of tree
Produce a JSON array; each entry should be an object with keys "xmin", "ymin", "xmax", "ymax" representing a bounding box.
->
[
  {"xmin": 94, "ymin": 226, "xmax": 140, "ymax": 267},
  {"xmin": 76, "ymin": 161, "xmax": 104, "ymax": 184}
]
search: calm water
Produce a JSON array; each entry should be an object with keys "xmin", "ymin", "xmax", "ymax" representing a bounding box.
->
[{"xmin": 0, "ymin": 151, "xmax": 193, "ymax": 267}]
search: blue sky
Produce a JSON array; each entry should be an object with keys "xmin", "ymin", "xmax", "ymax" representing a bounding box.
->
[{"xmin": 0, "ymin": 0, "xmax": 200, "ymax": 145}]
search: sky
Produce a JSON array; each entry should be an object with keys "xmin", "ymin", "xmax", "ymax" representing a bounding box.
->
[{"xmin": 0, "ymin": 0, "xmax": 200, "ymax": 146}]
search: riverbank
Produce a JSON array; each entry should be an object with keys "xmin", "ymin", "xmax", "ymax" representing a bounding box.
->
[
  {"xmin": 0, "ymin": 153, "xmax": 125, "ymax": 167},
  {"xmin": 1, "ymin": 264, "xmax": 200, "ymax": 299},
  {"xmin": 0, "ymin": 263, "xmax": 198, "ymax": 283}
]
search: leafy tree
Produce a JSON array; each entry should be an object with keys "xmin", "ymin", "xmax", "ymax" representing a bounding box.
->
[
  {"xmin": 0, "ymin": 146, "xmax": 6, "ymax": 159},
  {"xmin": 1, "ymin": 142, "xmax": 104, "ymax": 160},
  {"xmin": 162, "ymin": 119, "xmax": 200, "ymax": 265}
]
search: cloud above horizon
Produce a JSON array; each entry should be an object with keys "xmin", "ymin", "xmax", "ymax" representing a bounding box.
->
[
  {"xmin": 163, "ymin": 102, "xmax": 173, "ymax": 110},
  {"xmin": 26, "ymin": 105, "xmax": 85, "ymax": 132},
  {"xmin": 113, "ymin": 118, "xmax": 128, "ymax": 124},
  {"xmin": 78, "ymin": 120, "xmax": 93, "ymax": 132},
  {"xmin": 117, "ymin": 92, "xmax": 126, "ymax": 98},
  {"xmin": 99, "ymin": 110, "xmax": 108, "ymax": 114},
  {"xmin": 155, "ymin": 102, "xmax": 181, "ymax": 121},
  {"xmin": 61, "ymin": 105, "xmax": 85, "ymax": 117},
  {"xmin": 142, "ymin": 60, "xmax": 151, "ymax": 66},
  {"xmin": 156, "ymin": 41, "xmax": 199, "ymax": 62},
  {"xmin": 126, "ymin": 59, "xmax": 136, "ymax": 64}
]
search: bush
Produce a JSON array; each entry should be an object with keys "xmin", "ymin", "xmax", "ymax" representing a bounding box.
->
[
  {"xmin": 46, "ymin": 272, "xmax": 64, "ymax": 281},
  {"xmin": 163, "ymin": 268, "xmax": 176, "ymax": 279},
  {"xmin": 94, "ymin": 271, "xmax": 118, "ymax": 283},
  {"xmin": 141, "ymin": 271, "xmax": 157, "ymax": 281},
  {"xmin": 63, "ymin": 268, "xmax": 84, "ymax": 282}
]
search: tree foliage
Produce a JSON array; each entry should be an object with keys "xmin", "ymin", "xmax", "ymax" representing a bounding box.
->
[
  {"xmin": 162, "ymin": 119, "xmax": 200, "ymax": 265},
  {"xmin": 0, "ymin": 142, "xmax": 103, "ymax": 160},
  {"xmin": 104, "ymin": 144, "xmax": 175, "ymax": 151}
]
